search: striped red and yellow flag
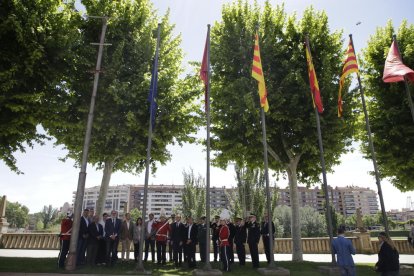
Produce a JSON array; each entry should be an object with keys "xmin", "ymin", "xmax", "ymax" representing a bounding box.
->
[
  {"xmin": 305, "ymin": 42, "xmax": 324, "ymax": 113},
  {"xmin": 252, "ymin": 32, "xmax": 269, "ymax": 112},
  {"xmin": 338, "ymin": 38, "xmax": 359, "ymax": 117}
]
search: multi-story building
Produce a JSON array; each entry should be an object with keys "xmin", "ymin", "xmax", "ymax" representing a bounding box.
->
[
  {"xmin": 75, "ymin": 184, "xmax": 231, "ymax": 219},
  {"xmin": 72, "ymin": 185, "xmax": 130, "ymax": 216},
  {"xmin": 209, "ymin": 186, "xmax": 229, "ymax": 209},
  {"xmin": 74, "ymin": 184, "xmax": 378, "ymax": 219},
  {"xmin": 129, "ymin": 184, "xmax": 183, "ymax": 217},
  {"xmin": 339, "ymin": 186, "xmax": 379, "ymax": 217},
  {"xmin": 387, "ymin": 208, "xmax": 414, "ymax": 222},
  {"xmin": 129, "ymin": 185, "xmax": 229, "ymax": 217},
  {"xmin": 276, "ymin": 185, "xmax": 379, "ymax": 217},
  {"xmin": 277, "ymin": 186, "xmax": 338, "ymax": 213}
]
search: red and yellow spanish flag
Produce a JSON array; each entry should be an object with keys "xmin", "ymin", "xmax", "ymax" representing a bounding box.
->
[
  {"xmin": 305, "ymin": 42, "xmax": 324, "ymax": 113},
  {"xmin": 338, "ymin": 38, "xmax": 359, "ymax": 117},
  {"xmin": 252, "ymin": 32, "xmax": 269, "ymax": 112}
]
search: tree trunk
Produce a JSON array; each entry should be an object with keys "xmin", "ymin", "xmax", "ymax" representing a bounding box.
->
[
  {"xmin": 95, "ymin": 159, "xmax": 115, "ymax": 217},
  {"xmin": 287, "ymin": 158, "xmax": 303, "ymax": 261}
]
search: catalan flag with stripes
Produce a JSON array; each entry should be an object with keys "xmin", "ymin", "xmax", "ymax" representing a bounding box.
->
[
  {"xmin": 305, "ymin": 42, "xmax": 324, "ymax": 113},
  {"xmin": 252, "ymin": 32, "xmax": 269, "ymax": 112},
  {"xmin": 338, "ymin": 38, "xmax": 359, "ymax": 117}
]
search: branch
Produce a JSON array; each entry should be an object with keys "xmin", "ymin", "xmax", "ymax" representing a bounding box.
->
[
  {"xmin": 281, "ymin": 137, "xmax": 294, "ymax": 160},
  {"xmin": 267, "ymin": 145, "xmax": 282, "ymax": 163}
]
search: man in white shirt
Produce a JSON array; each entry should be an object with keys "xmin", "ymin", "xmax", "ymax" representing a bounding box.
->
[{"xmin": 144, "ymin": 213, "xmax": 155, "ymax": 262}]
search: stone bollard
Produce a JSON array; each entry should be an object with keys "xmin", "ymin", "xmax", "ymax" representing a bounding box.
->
[
  {"xmin": 0, "ymin": 196, "xmax": 9, "ymax": 234},
  {"xmin": 352, "ymin": 231, "xmax": 373, "ymax": 254}
]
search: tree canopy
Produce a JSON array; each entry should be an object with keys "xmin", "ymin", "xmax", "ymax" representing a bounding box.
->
[
  {"xmin": 362, "ymin": 20, "xmax": 414, "ymax": 191},
  {"xmin": 40, "ymin": 0, "xmax": 200, "ymax": 215},
  {"xmin": 180, "ymin": 168, "xmax": 206, "ymax": 219},
  {"xmin": 208, "ymin": 1, "xmax": 357, "ymax": 260},
  {"xmin": 5, "ymin": 200, "xmax": 29, "ymax": 228},
  {"xmin": 0, "ymin": 0, "xmax": 80, "ymax": 173},
  {"xmin": 45, "ymin": 0, "xmax": 198, "ymax": 172}
]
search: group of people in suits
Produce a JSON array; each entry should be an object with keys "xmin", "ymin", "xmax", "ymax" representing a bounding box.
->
[
  {"xmin": 210, "ymin": 213, "xmax": 276, "ymax": 271},
  {"xmin": 58, "ymin": 208, "xmax": 138, "ymax": 268},
  {"xmin": 144, "ymin": 213, "xmax": 199, "ymax": 268},
  {"xmin": 58, "ymin": 209, "xmax": 276, "ymax": 271}
]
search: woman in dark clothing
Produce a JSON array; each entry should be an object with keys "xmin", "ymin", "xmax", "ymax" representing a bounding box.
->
[{"xmin": 375, "ymin": 232, "xmax": 399, "ymax": 276}]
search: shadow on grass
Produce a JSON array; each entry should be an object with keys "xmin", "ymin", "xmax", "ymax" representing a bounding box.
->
[{"xmin": 0, "ymin": 257, "xmax": 379, "ymax": 275}]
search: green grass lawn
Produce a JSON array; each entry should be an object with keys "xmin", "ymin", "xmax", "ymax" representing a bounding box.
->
[{"xmin": 0, "ymin": 257, "xmax": 382, "ymax": 275}]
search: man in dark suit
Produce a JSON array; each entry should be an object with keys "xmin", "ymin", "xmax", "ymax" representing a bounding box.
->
[
  {"xmin": 170, "ymin": 214, "xmax": 185, "ymax": 267},
  {"xmin": 105, "ymin": 210, "xmax": 122, "ymax": 266},
  {"xmin": 168, "ymin": 214, "xmax": 175, "ymax": 262},
  {"xmin": 184, "ymin": 216, "xmax": 198, "ymax": 268},
  {"xmin": 197, "ymin": 216, "xmax": 207, "ymax": 263},
  {"xmin": 144, "ymin": 213, "xmax": 156, "ymax": 262},
  {"xmin": 234, "ymin": 217, "xmax": 247, "ymax": 266},
  {"xmin": 227, "ymin": 219, "xmax": 236, "ymax": 264},
  {"xmin": 77, "ymin": 208, "xmax": 90, "ymax": 266},
  {"xmin": 210, "ymin": 215, "xmax": 220, "ymax": 262},
  {"xmin": 246, "ymin": 213, "xmax": 260, "ymax": 268},
  {"xmin": 260, "ymin": 214, "xmax": 275, "ymax": 264},
  {"xmin": 87, "ymin": 214, "xmax": 104, "ymax": 266}
]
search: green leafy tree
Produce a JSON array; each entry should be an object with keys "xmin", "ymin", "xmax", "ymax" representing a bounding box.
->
[
  {"xmin": 345, "ymin": 214, "xmax": 357, "ymax": 228},
  {"xmin": 5, "ymin": 200, "xmax": 29, "ymax": 228},
  {"xmin": 39, "ymin": 205, "xmax": 58, "ymax": 230},
  {"xmin": 209, "ymin": 1, "xmax": 356, "ymax": 260},
  {"xmin": 300, "ymin": 206, "xmax": 327, "ymax": 237},
  {"xmin": 361, "ymin": 20, "xmax": 414, "ymax": 191},
  {"xmin": 43, "ymin": 0, "xmax": 199, "ymax": 216},
  {"xmin": 274, "ymin": 205, "xmax": 292, "ymax": 238},
  {"xmin": 0, "ymin": 0, "xmax": 80, "ymax": 172},
  {"xmin": 227, "ymin": 166, "xmax": 277, "ymax": 220},
  {"xmin": 363, "ymin": 214, "xmax": 377, "ymax": 229},
  {"xmin": 130, "ymin": 207, "xmax": 142, "ymax": 222},
  {"xmin": 180, "ymin": 168, "xmax": 206, "ymax": 219}
]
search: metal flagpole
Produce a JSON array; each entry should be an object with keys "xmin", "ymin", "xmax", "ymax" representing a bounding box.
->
[
  {"xmin": 313, "ymin": 108, "xmax": 335, "ymax": 264},
  {"xmin": 65, "ymin": 16, "xmax": 109, "ymax": 271},
  {"xmin": 260, "ymin": 107, "xmax": 276, "ymax": 268},
  {"xmin": 349, "ymin": 34, "xmax": 390, "ymax": 236},
  {"xmin": 305, "ymin": 36, "xmax": 335, "ymax": 264},
  {"xmin": 136, "ymin": 23, "xmax": 161, "ymax": 273},
  {"xmin": 204, "ymin": 24, "xmax": 213, "ymax": 271},
  {"xmin": 393, "ymin": 35, "xmax": 414, "ymax": 123}
]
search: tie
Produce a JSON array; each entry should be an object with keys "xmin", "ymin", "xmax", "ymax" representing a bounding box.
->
[
  {"xmin": 113, "ymin": 218, "xmax": 115, "ymax": 227},
  {"xmin": 177, "ymin": 223, "xmax": 179, "ymax": 228}
]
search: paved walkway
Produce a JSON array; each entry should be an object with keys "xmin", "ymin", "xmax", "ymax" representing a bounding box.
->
[{"xmin": 0, "ymin": 249, "xmax": 413, "ymax": 264}]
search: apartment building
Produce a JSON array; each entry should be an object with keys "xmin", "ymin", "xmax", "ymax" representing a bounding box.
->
[
  {"xmin": 72, "ymin": 184, "xmax": 130, "ymax": 216},
  {"xmin": 277, "ymin": 185, "xmax": 379, "ymax": 217},
  {"xmin": 129, "ymin": 184, "xmax": 182, "ymax": 217},
  {"xmin": 75, "ymin": 184, "xmax": 230, "ymax": 218},
  {"xmin": 387, "ymin": 208, "xmax": 414, "ymax": 222}
]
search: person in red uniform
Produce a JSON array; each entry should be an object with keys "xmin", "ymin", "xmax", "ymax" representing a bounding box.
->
[
  {"xmin": 58, "ymin": 212, "xmax": 73, "ymax": 268},
  {"xmin": 152, "ymin": 215, "xmax": 171, "ymax": 264},
  {"xmin": 219, "ymin": 218, "xmax": 231, "ymax": 272}
]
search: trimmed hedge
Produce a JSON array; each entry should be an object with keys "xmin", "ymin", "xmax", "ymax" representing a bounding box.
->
[{"xmin": 369, "ymin": 230, "xmax": 409, "ymax": 238}]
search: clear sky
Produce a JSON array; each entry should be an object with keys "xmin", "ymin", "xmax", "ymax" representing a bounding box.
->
[{"xmin": 1, "ymin": 0, "xmax": 414, "ymax": 213}]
